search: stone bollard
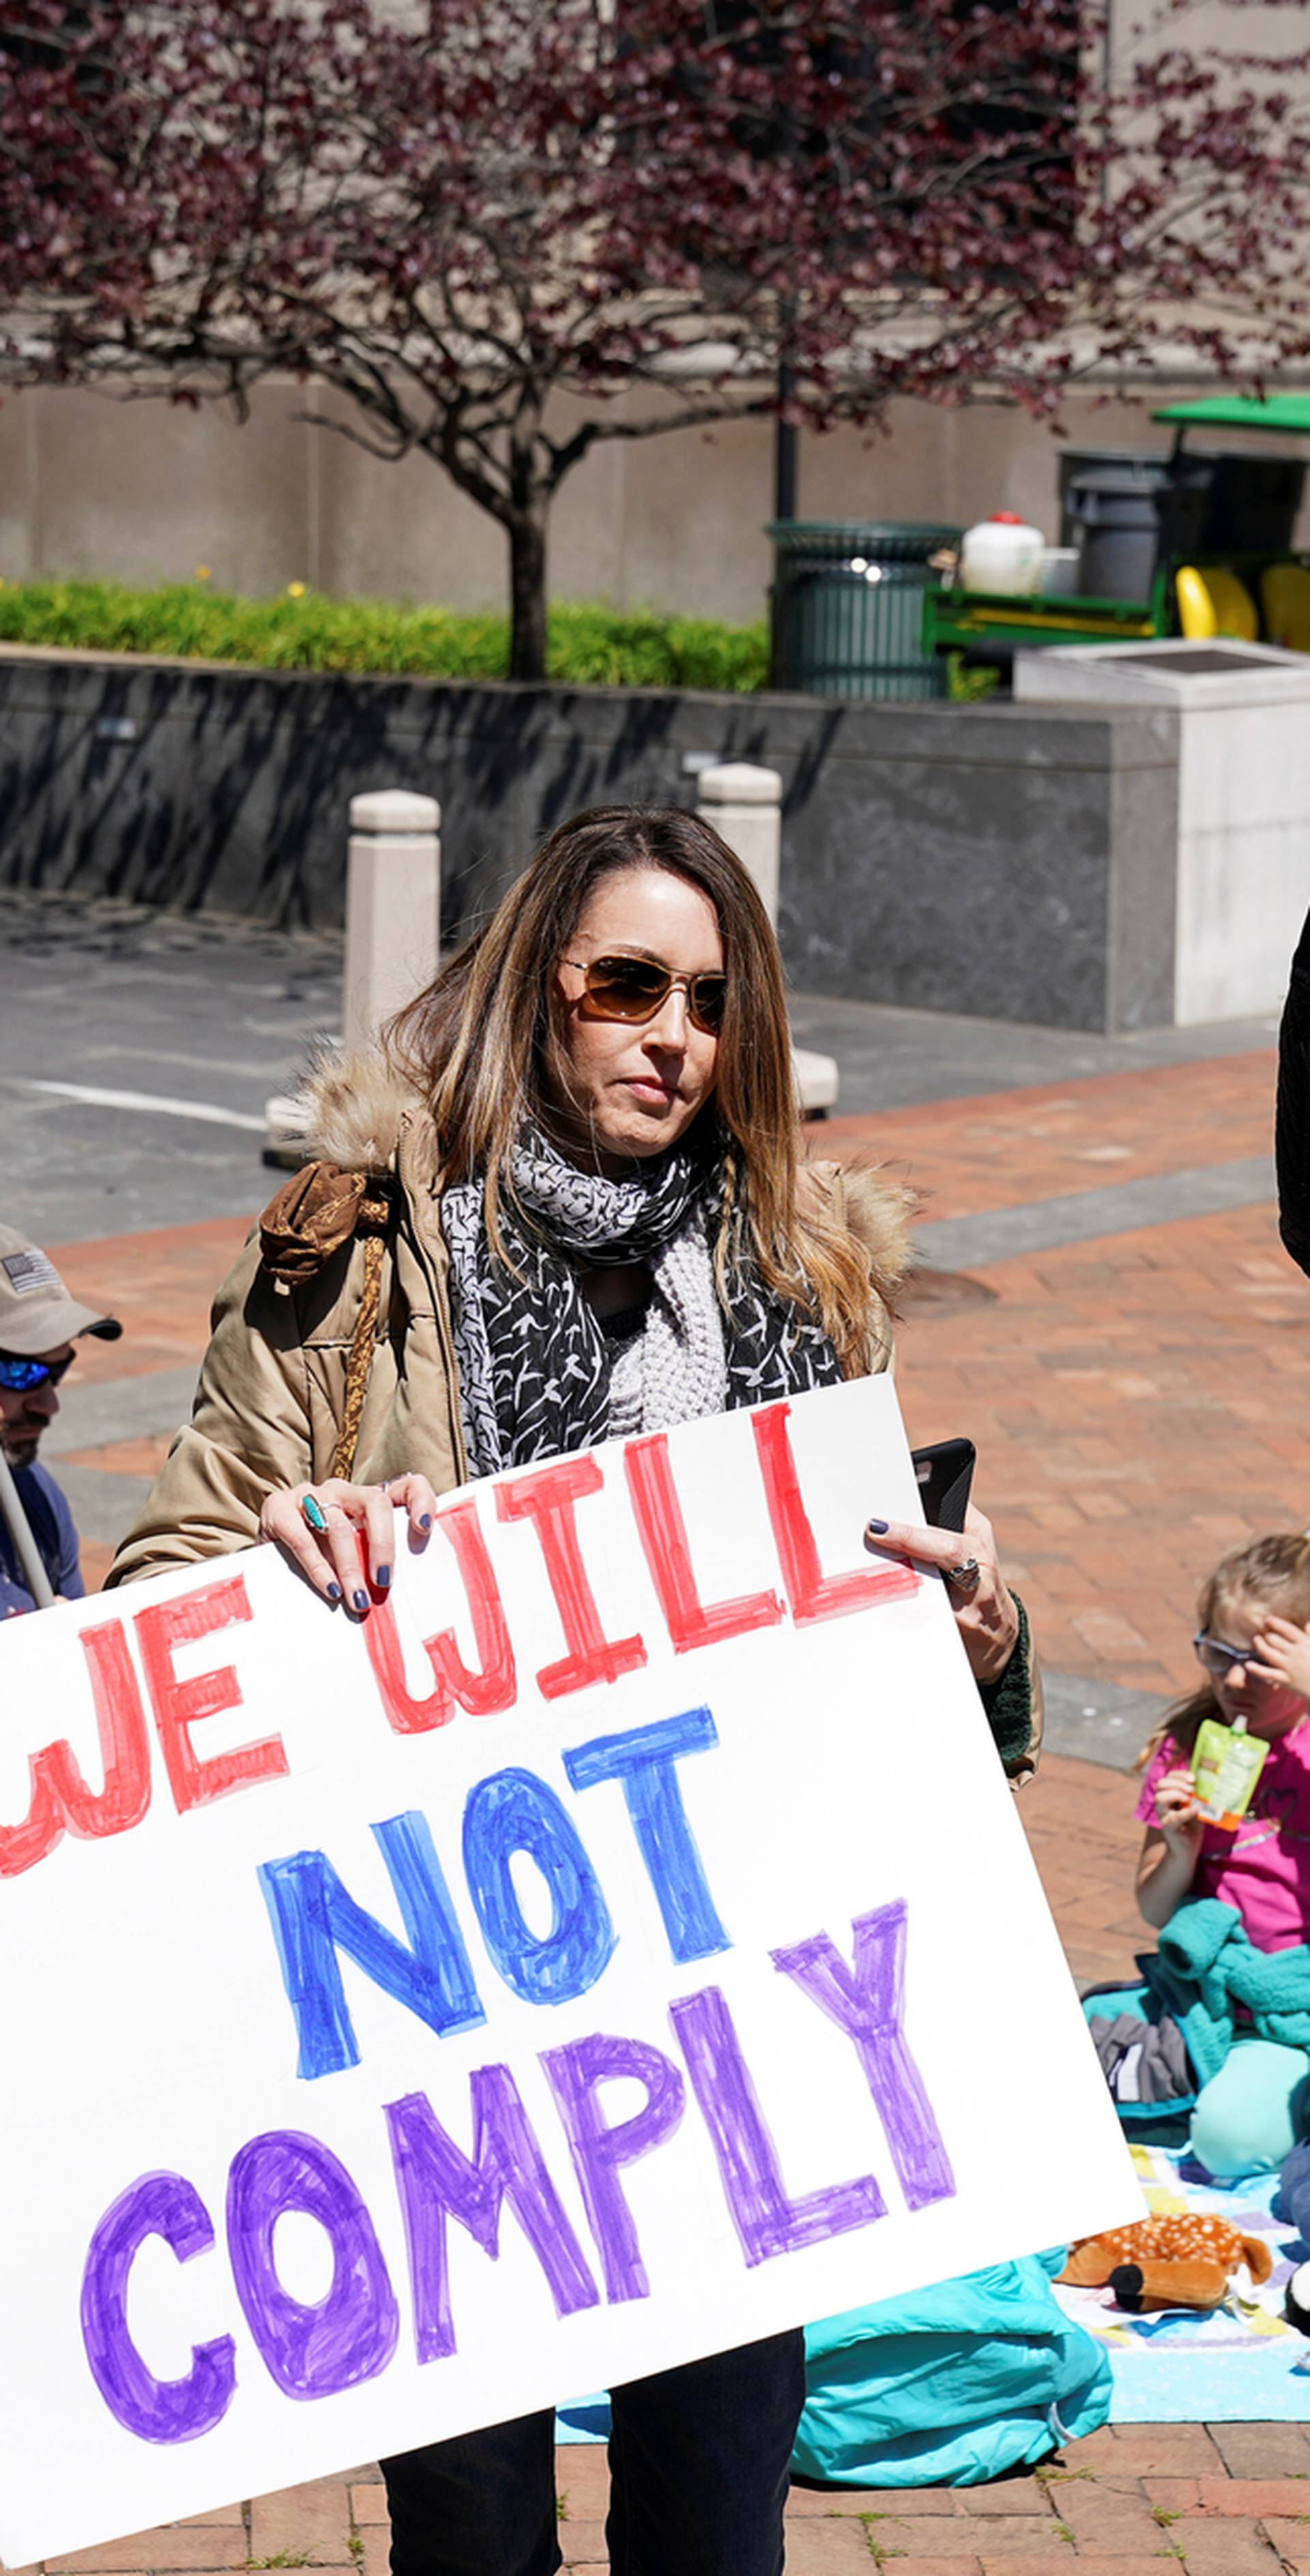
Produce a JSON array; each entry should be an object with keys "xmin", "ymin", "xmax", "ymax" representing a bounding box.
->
[
  {"xmin": 263, "ymin": 787, "xmax": 441, "ymax": 1166},
  {"xmin": 695, "ymin": 761, "xmax": 838, "ymax": 1115},
  {"xmin": 695, "ymin": 761, "xmax": 782, "ymax": 926},
  {"xmin": 342, "ymin": 788, "xmax": 442, "ymax": 1053}
]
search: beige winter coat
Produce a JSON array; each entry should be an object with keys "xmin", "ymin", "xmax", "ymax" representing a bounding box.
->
[{"xmin": 106, "ymin": 1057, "xmax": 917, "ymax": 1591}]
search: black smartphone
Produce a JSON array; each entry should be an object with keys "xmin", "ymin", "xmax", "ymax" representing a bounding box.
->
[{"xmin": 909, "ymin": 1437, "xmax": 976, "ymax": 1534}]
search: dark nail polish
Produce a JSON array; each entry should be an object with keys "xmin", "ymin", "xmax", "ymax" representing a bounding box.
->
[
  {"xmin": 867, "ymin": 1517, "xmax": 889, "ymax": 1535},
  {"xmin": 418, "ymin": 1512, "xmax": 433, "ymax": 1531},
  {"xmin": 376, "ymin": 1564, "xmax": 392, "ymax": 1588},
  {"xmin": 327, "ymin": 1581, "xmax": 343, "ymax": 1602},
  {"xmin": 352, "ymin": 1588, "xmax": 369, "ymax": 1611}
]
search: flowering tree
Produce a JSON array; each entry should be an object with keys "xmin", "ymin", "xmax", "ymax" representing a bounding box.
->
[{"xmin": 2, "ymin": 0, "xmax": 1309, "ymax": 679}]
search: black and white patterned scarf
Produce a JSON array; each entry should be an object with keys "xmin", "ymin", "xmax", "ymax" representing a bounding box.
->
[{"xmin": 441, "ymin": 1125, "xmax": 842, "ymax": 1476}]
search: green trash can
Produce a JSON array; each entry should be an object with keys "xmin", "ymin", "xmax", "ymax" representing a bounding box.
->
[{"xmin": 768, "ymin": 520, "xmax": 961, "ymax": 699}]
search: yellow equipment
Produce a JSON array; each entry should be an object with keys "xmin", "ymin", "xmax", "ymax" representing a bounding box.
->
[
  {"xmin": 1262, "ymin": 561, "xmax": 1310, "ymax": 652},
  {"xmin": 1175, "ymin": 564, "xmax": 1259, "ymax": 642}
]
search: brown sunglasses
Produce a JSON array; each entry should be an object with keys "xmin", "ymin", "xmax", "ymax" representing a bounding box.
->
[{"xmin": 563, "ymin": 952, "xmax": 727, "ymax": 1034}]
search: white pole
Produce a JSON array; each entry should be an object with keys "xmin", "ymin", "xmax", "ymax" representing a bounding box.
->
[
  {"xmin": 695, "ymin": 761, "xmax": 783, "ymax": 926},
  {"xmin": 0, "ymin": 1451, "xmax": 55, "ymax": 1609},
  {"xmin": 342, "ymin": 789, "xmax": 443, "ymax": 1053},
  {"xmin": 695, "ymin": 761, "xmax": 839, "ymax": 1114},
  {"xmin": 265, "ymin": 787, "xmax": 443, "ymax": 1167}
]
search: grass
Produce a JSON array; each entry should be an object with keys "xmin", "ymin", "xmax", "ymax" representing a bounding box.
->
[
  {"xmin": 857, "ymin": 2519, "xmax": 905, "ymax": 2566},
  {"xmin": 0, "ymin": 576, "xmax": 770, "ymax": 692}
]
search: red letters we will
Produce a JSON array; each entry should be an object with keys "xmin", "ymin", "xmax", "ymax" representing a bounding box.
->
[
  {"xmin": 0, "ymin": 1574, "xmax": 286, "ymax": 1881},
  {"xmin": 0, "ymin": 1395, "xmax": 918, "ymax": 1877}
]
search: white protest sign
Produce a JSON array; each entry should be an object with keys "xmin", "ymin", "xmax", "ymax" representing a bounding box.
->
[{"xmin": 0, "ymin": 1379, "xmax": 1139, "ymax": 2562}]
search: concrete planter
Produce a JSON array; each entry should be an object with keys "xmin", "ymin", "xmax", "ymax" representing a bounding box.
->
[
  {"xmin": 1017, "ymin": 638, "xmax": 1310, "ymax": 1025},
  {"xmin": 0, "ymin": 643, "xmax": 1180, "ymax": 1030}
]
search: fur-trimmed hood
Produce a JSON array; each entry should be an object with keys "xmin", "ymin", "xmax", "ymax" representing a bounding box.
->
[
  {"xmin": 297, "ymin": 1048, "xmax": 918, "ymax": 1296},
  {"xmin": 300, "ymin": 1047, "xmax": 411, "ymax": 1177}
]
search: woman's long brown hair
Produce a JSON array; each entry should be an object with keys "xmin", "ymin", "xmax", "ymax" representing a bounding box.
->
[
  {"xmin": 1138, "ymin": 1531, "xmax": 1310, "ymax": 1769},
  {"xmin": 387, "ymin": 804, "xmax": 878, "ymax": 1368}
]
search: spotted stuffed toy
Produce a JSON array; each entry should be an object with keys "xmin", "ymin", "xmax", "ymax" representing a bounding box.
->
[{"xmin": 1060, "ymin": 2212, "xmax": 1272, "ymax": 2312}]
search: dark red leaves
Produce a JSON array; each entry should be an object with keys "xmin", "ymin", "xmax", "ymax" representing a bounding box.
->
[{"xmin": 1, "ymin": 0, "xmax": 1308, "ymax": 669}]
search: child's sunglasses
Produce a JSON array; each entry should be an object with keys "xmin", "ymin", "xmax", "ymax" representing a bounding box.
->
[
  {"xmin": 0, "ymin": 1351, "xmax": 75, "ymax": 1394},
  {"xmin": 564, "ymin": 953, "xmax": 727, "ymax": 1034},
  {"xmin": 1193, "ymin": 1630, "xmax": 1256, "ymax": 1675}
]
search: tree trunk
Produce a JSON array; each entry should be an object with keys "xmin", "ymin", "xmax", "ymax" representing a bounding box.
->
[{"xmin": 508, "ymin": 509, "xmax": 548, "ymax": 682}]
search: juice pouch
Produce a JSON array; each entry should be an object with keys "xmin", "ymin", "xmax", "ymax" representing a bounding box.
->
[{"xmin": 1191, "ymin": 1715, "xmax": 1268, "ymax": 1829}]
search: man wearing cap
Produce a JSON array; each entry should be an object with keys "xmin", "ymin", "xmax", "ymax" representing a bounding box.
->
[{"xmin": 0, "ymin": 1226, "xmax": 121, "ymax": 1616}]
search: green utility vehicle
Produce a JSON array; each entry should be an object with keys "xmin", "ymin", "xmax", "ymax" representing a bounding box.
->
[{"xmin": 922, "ymin": 394, "xmax": 1310, "ymax": 679}]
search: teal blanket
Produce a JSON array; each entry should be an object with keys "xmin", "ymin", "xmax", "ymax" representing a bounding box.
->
[
  {"xmin": 794, "ymin": 2253, "xmax": 1111, "ymax": 2487},
  {"xmin": 559, "ymin": 2255, "xmax": 1112, "ymax": 2484},
  {"xmin": 1144, "ymin": 1899, "xmax": 1310, "ymax": 2086}
]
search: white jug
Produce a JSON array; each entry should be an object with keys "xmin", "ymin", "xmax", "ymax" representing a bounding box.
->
[{"xmin": 959, "ymin": 512, "xmax": 1045, "ymax": 597}]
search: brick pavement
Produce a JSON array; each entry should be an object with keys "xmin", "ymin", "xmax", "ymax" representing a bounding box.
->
[
  {"xmin": 824, "ymin": 1050, "xmax": 1276, "ymax": 1223},
  {"xmin": 22, "ymin": 1037, "xmax": 1310, "ymax": 2573},
  {"xmin": 26, "ymin": 2427, "xmax": 1310, "ymax": 2573},
  {"xmin": 893, "ymin": 1196, "xmax": 1310, "ymax": 1703}
]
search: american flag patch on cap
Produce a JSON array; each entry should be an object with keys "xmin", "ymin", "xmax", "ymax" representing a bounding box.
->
[{"xmin": 1, "ymin": 1249, "xmax": 61, "ymax": 1298}]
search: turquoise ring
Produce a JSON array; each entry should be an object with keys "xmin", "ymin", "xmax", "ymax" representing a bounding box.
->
[{"xmin": 301, "ymin": 1495, "xmax": 330, "ymax": 1534}]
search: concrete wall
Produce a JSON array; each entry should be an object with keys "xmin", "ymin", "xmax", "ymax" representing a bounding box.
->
[
  {"xmin": 0, "ymin": 645, "xmax": 1180, "ymax": 1030},
  {"xmin": 4, "ymin": 375, "xmax": 1309, "ymax": 630}
]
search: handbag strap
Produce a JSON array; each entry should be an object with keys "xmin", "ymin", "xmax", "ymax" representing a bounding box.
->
[
  {"xmin": 258, "ymin": 1162, "xmax": 396, "ymax": 1484},
  {"xmin": 330, "ymin": 1195, "xmax": 391, "ymax": 1480}
]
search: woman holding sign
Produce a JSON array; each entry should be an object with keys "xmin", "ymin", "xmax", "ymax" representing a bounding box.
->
[{"xmin": 112, "ymin": 804, "xmax": 1036, "ymax": 2576}]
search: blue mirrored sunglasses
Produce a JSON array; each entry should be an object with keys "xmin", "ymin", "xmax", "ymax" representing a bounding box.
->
[
  {"xmin": 1193, "ymin": 1630, "xmax": 1255, "ymax": 1676},
  {"xmin": 0, "ymin": 1351, "xmax": 75, "ymax": 1394}
]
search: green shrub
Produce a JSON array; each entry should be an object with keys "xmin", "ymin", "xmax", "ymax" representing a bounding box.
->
[
  {"xmin": 0, "ymin": 576, "xmax": 770, "ymax": 692},
  {"xmin": 946, "ymin": 650, "xmax": 1000, "ymax": 703}
]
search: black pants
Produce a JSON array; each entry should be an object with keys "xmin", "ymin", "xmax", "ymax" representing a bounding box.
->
[{"xmin": 380, "ymin": 2329, "xmax": 806, "ymax": 2576}]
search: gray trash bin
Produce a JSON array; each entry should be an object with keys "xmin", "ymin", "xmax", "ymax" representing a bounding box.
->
[{"xmin": 768, "ymin": 521, "xmax": 960, "ymax": 699}]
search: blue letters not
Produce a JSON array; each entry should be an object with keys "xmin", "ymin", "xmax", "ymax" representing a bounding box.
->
[
  {"xmin": 563, "ymin": 1708, "xmax": 730, "ymax": 1965},
  {"xmin": 259, "ymin": 1811, "xmax": 485, "ymax": 2081},
  {"xmin": 463, "ymin": 1767, "xmax": 615, "ymax": 2006}
]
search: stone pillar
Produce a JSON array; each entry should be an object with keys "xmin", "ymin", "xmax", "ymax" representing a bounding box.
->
[
  {"xmin": 264, "ymin": 787, "xmax": 441, "ymax": 1166},
  {"xmin": 342, "ymin": 789, "xmax": 442, "ymax": 1053},
  {"xmin": 695, "ymin": 760, "xmax": 783, "ymax": 926},
  {"xmin": 695, "ymin": 761, "xmax": 838, "ymax": 1114}
]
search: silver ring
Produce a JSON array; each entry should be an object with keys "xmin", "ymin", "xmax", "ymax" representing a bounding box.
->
[{"xmin": 943, "ymin": 1556, "xmax": 981, "ymax": 1591}]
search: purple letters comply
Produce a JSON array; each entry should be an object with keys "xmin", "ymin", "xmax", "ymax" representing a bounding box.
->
[
  {"xmin": 542, "ymin": 2032, "xmax": 685, "ymax": 2302},
  {"xmin": 771, "ymin": 1903, "xmax": 956, "ymax": 2212},
  {"xmin": 385, "ymin": 2069, "xmax": 599, "ymax": 2362},
  {"xmin": 669, "ymin": 1987, "xmax": 886, "ymax": 2266},
  {"xmin": 227, "ymin": 2132, "xmax": 399, "ymax": 2399},
  {"xmin": 80, "ymin": 2171, "xmax": 235, "ymax": 2444}
]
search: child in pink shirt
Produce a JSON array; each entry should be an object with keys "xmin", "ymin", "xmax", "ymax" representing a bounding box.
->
[
  {"xmin": 1135, "ymin": 1534, "xmax": 1310, "ymax": 1952},
  {"xmin": 1089, "ymin": 1534, "xmax": 1310, "ymax": 2178}
]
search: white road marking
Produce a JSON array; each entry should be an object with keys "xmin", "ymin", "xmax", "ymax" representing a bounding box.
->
[{"xmin": 18, "ymin": 1079, "xmax": 267, "ymax": 1132}]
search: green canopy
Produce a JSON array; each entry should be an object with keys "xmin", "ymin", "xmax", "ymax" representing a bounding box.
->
[{"xmin": 1152, "ymin": 394, "xmax": 1310, "ymax": 436}]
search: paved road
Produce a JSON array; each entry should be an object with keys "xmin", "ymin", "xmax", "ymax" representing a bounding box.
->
[
  {"xmin": 0, "ymin": 891, "xmax": 342, "ymax": 1239},
  {"xmin": 0, "ymin": 886, "xmax": 1279, "ymax": 1242}
]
